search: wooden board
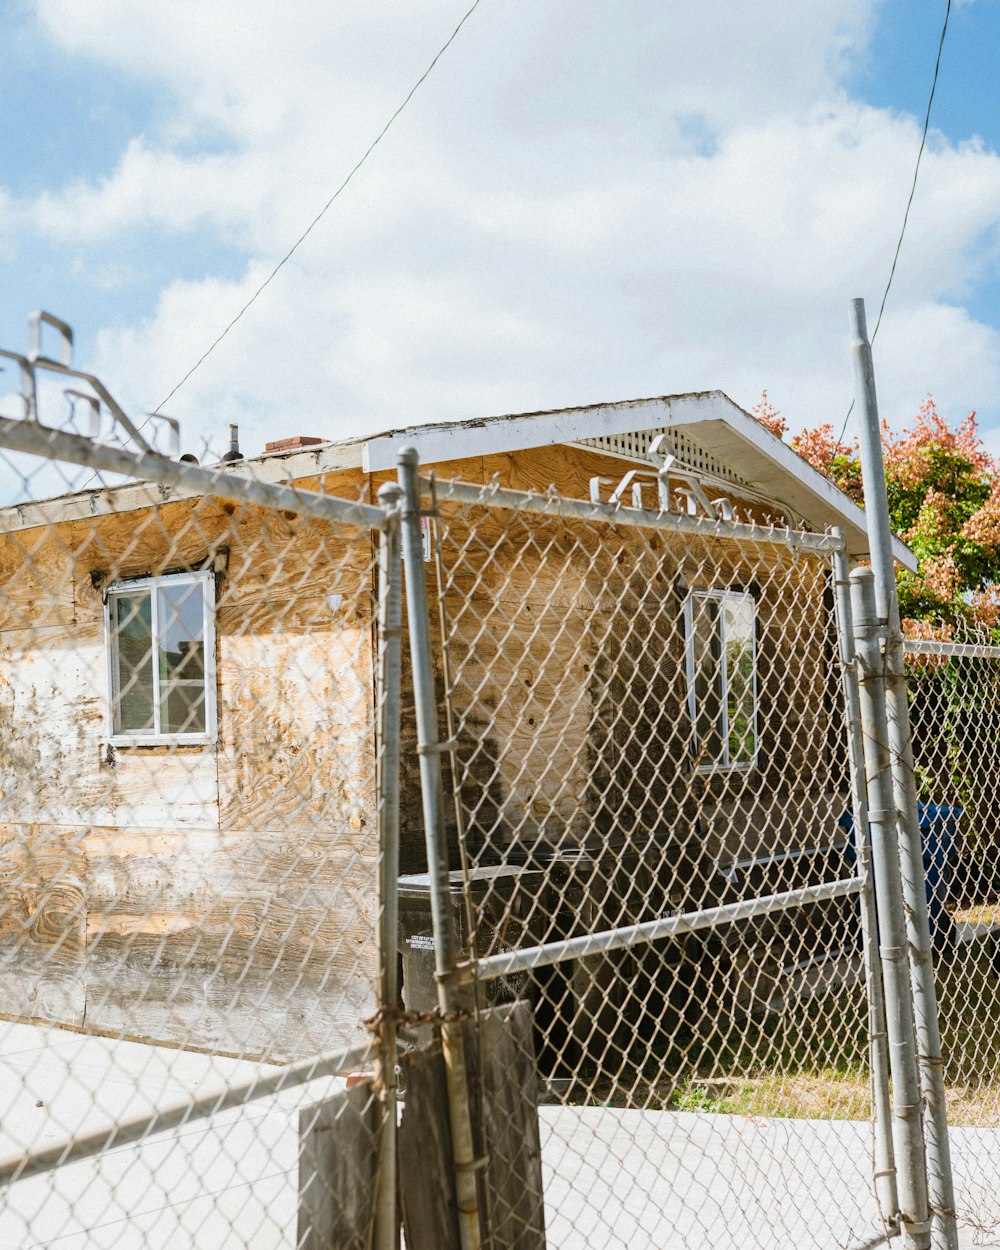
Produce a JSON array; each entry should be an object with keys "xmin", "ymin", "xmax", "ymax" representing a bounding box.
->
[
  {"xmin": 399, "ymin": 1001, "xmax": 546, "ymax": 1250},
  {"xmin": 298, "ymin": 1077, "xmax": 384, "ymax": 1250}
]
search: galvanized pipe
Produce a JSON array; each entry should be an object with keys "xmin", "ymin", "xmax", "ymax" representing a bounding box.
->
[
  {"xmin": 851, "ymin": 566, "xmax": 931, "ymax": 1250},
  {"xmin": 832, "ymin": 532, "xmax": 898, "ymax": 1227},
  {"xmin": 473, "ymin": 877, "xmax": 863, "ymax": 980},
  {"xmin": 0, "ymin": 1037, "xmax": 374, "ymax": 1186},
  {"xmin": 374, "ymin": 483, "xmax": 404, "ymax": 1250},
  {"xmin": 421, "ymin": 473, "xmax": 843, "ymax": 552},
  {"xmin": 397, "ymin": 447, "xmax": 483, "ymax": 1250},
  {"xmin": 852, "ymin": 297, "xmax": 958, "ymax": 1250},
  {"xmin": 906, "ymin": 637, "xmax": 1000, "ymax": 661},
  {"xmin": 0, "ymin": 415, "xmax": 387, "ymax": 530}
]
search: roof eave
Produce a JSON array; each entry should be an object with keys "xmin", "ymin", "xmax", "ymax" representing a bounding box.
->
[{"xmin": 361, "ymin": 391, "xmax": 917, "ymax": 572}]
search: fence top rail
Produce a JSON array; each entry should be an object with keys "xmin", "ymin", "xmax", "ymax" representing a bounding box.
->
[
  {"xmin": 904, "ymin": 637, "xmax": 1000, "ymax": 661},
  {"xmin": 0, "ymin": 417, "xmax": 388, "ymax": 533},
  {"xmin": 420, "ymin": 472, "xmax": 846, "ymax": 554}
]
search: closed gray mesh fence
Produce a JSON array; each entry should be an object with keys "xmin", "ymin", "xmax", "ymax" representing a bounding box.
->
[
  {"xmin": 905, "ymin": 630, "xmax": 1000, "ymax": 1240},
  {"xmin": 409, "ymin": 475, "xmax": 886, "ymax": 1250},
  {"xmin": 0, "ymin": 440, "xmax": 394, "ymax": 1249}
]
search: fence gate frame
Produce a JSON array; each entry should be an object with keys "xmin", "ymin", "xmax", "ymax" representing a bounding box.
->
[{"xmin": 394, "ymin": 436, "xmax": 949, "ymax": 1250}]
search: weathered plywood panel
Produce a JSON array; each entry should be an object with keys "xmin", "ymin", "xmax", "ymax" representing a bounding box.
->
[
  {"xmin": 0, "ymin": 821, "xmax": 87, "ymax": 1027},
  {"xmin": 64, "ymin": 498, "xmax": 234, "ymax": 588},
  {"xmin": 216, "ymin": 625, "xmax": 376, "ymax": 835},
  {"xmin": 399, "ymin": 1003, "xmax": 545, "ymax": 1250},
  {"xmin": 298, "ymin": 1079, "xmax": 383, "ymax": 1250},
  {"xmin": 0, "ymin": 529, "xmax": 75, "ymax": 633},
  {"xmin": 81, "ymin": 821, "xmax": 379, "ymax": 1058}
]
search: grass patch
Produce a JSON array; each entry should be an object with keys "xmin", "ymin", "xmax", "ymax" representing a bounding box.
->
[{"xmin": 563, "ymin": 939, "xmax": 1000, "ymax": 1124}]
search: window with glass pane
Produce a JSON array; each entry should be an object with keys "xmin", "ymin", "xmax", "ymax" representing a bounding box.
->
[
  {"xmin": 685, "ymin": 589, "xmax": 757, "ymax": 769},
  {"xmin": 108, "ymin": 571, "xmax": 215, "ymax": 741}
]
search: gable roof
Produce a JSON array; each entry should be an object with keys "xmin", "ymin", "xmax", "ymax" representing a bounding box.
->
[
  {"xmin": 361, "ymin": 390, "xmax": 915, "ymax": 569},
  {"xmin": 0, "ymin": 389, "xmax": 915, "ymax": 569}
]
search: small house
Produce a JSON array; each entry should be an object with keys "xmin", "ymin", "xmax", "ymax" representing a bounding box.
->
[{"xmin": 0, "ymin": 392, "xmax": 913, "ymax": 1060}]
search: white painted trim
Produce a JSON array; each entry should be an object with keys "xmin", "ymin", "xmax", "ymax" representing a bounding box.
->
[
  {"xmin": 361, "ymin": 393, "xmax": 721, "ymax": 472},
  {"xmin": 684, "ymin": 588, "xmax": 759, "ymax": 773},
  {"xmin": 105, "ymin": 569, "xmax": 218, "ymax": 746}
]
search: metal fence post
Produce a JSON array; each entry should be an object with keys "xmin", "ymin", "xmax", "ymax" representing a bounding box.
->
[
  {"xmin": 851, "ymin": 567, "xmax": 932, "ymax": 1250},
  {"xmin": 397, "ymin": 448, "xmax": 484, "ymax": 1250},
  {"xmin": 851, "ymin": 297, "xmax": 958, "ymax": 1250},
  {"xmin": 375, "ymin": 482, "xmax": 404, "ymax": 1250},
  {"xmin": 831, "ymin": 533, "xmax": 899, "ymax": 1227}
]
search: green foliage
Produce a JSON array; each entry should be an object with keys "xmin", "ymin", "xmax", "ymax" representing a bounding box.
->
[{"xmin": 754, "ymin": 393, "xmax": 1000, "ymax": 632}]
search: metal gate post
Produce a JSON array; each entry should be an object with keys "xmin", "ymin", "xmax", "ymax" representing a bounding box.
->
[
  {"xmin": 851, "ymin": 297, "xmax": 958, "ymax": 1250},
  {"xmin": 851, "ymin": 567, "xmax": 932, "ymax": 1250},
  {"xmin": 831, "ymin": 534, "xmax": 899, "ymax": 1227},
  {"xmin": 397, "ymin": 448, "xmax": 483, "ymax": 1250},
  {"xmin": 375, "ymin": 482, "xmax": 405, "ymax": 1250}
]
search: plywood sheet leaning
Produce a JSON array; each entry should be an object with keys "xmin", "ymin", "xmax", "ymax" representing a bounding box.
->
[
  {"xmin": 399, "ymin": 1000, "xmax": 546, "ymax": 1250},
  {"xmin": 298, "ymin": 1077, "xmax": 384, "ymax": 1250}
]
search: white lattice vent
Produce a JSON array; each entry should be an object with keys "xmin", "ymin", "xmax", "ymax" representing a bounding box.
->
[{"xmin": 579, "ymin": 428, "xmax": 751, "ymax": 487}]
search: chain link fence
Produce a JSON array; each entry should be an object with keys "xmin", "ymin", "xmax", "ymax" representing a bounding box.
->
[
  {"xmin": 409, "ymin": 473, "xmax": 890, "ymax": 1250},
  {"xmin": 0, "ymin": 322, "xmax": 988, "ymax": 1250},
  {"xmin": 906, "ymin": 629, "xmax": 1000, "ymax": 1240},
  {"xmin": 0, "ymin": 412, "xmax": 400, "ymax": 1247}
]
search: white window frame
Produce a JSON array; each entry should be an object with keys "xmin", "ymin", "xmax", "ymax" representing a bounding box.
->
[
  {"xmin": 105, "ymin": 569, "xmax": 217, "ymax": 746},
  {"xmin": 684, "ymin": 588, "xmax": 758, "ymax": 773}
]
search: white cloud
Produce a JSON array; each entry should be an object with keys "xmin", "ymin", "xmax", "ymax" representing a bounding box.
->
[{"xmin": 6, "ymin": 0, "xmax": 1000, "ymax": 467}]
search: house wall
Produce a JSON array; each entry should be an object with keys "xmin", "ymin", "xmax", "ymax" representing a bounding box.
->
[
  {"xmin": 377, "ymin": 446, "xmax": 844, "ymax": 950},
  {"xmin": 0, "ymin": 476, "xmax": 380, "ymax": 1060},
  {"xmin": 0, "ymin": 441, "xmax": 844, "ymax": 1058}
]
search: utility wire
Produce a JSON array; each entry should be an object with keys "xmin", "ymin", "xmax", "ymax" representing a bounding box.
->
[
  {"xmin": 832, "ymin": 0, "xmax": 951, "ymax": 458},
  {"xmin": 153, "ymin": 0, "xmax": 485, "ymax": 415}
]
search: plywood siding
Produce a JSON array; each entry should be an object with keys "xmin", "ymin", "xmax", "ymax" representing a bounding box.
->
[
  {"xmin": 0, "ymin": 442, "xmax": 844, "ymax": 1056},
  {"xmin": 0, "ymin": 493, "xmax": 380, "ymax": 1059},
  {"xmin": 391, "ymin": 447, "xmax": 845, "ymax": 941}
]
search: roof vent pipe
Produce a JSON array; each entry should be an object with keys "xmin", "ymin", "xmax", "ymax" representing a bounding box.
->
[{"xmin": 220, "ymin": 423, "xmax": 242, "ymax": 463}]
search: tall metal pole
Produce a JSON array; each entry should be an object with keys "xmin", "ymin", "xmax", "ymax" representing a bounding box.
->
[
  {"xmin": 375, "ymin": 482, "xmax": 404, "ymax": 1250},
  {"xmin": 851, "ymin": 568, "xmax": 932, "ymax": 1250},
  {"xmin": 397, "ymin": 448, "xmax": 483, "ymax": 1250},
  {"xmin": 831, "ymin": 532, "xmax": 899, "ymax": 1228},
  {"xmin": 851, "ymin": 297, "xmax": 958, "ymax": 1250}
]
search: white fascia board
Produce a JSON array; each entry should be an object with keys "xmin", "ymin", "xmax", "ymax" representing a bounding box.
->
[
  {"xmin": 660, "ymin": 398, "xmax": 917, "ymax": 571},
  {"xmin": 360, "ymin": 393, "xmax": 724, "ymax": 472}
]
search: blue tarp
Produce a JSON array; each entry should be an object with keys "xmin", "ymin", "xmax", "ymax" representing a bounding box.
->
[{"xmin": 840, "ymin": 804, "xmax": 961, "ymax": 954}]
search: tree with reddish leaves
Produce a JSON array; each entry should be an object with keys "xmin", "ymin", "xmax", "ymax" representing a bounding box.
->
[{"xmin": 751, "ymin": 393, "xmax": 1000, "ymax": 632}]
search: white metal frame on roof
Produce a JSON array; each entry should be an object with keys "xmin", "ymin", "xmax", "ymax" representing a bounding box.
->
[
  {"xmin": 0, "ymin": 390, "xmax": 915, "ymax": 570},
  {"xmin": 361, "ymin": 391, "xmax": 916, "ymax": 569}
]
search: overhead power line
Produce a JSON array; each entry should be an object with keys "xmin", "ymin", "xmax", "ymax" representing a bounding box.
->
[
  {"xmin": 832, "ymin": 0, "xmax": 951, "ymax": 456},
  {"xmin": 153, "ymin": 0, "xmax": 485, "ymax": 415}
]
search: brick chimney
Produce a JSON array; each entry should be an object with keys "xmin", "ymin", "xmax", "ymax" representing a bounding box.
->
[{"xmin": 263, "ymin": 436, "xmax": 327, "ymax": 455}]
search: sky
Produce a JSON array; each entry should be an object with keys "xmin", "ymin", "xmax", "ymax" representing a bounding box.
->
[{"xmin": 2, "ymin": 0, "xmax": 1000, "ymax": 483}]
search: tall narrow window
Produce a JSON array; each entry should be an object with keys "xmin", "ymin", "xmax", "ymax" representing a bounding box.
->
[
  {"xmin": 684, "ymin": 589, "xmax": 757, "ymax": 770},
  {"xmin": 106, "ymin": 570, "xmax": 216, "ymax": 743}
]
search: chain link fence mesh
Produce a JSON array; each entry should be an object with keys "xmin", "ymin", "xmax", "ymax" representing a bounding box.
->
[
  {"xmin": 4, "ymin": 420, "xmax": 995, "ymax": 1250},
  {"xmin": 413, "ymin": 476, "xmax": 888, "ymax": 1250},
  {"xmin": 0, "ymin": 444, "xmax": 392, "ymax": 1249},
  {"xmin": 906, "ymin": 628, "xmax": 1000, "ymax": 1240}
]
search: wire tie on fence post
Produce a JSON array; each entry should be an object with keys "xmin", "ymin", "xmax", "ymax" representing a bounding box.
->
[
  {"xmin": 437, "ymin": 960, "xmax": 476, "ymax": 988},
  {"xmin": 902, "ymin": 1216, "xmax": 932, "ymax": 1237},
  {"xmin": 455, "ymin": 1155, "xmax": 489, "ymax": 1174},
  {"xmin": 416, "ymin": 738, "xmax": 458, "ymax": 755}
]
